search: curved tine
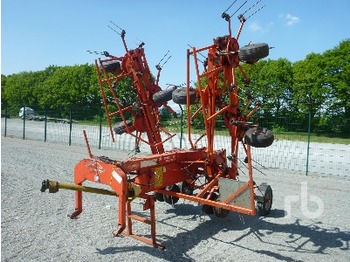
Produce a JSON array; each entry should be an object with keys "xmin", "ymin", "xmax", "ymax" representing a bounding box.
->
[
  {"xmin": 242, "ymin": 0, "xmax": 263, "ymax": 16},
  {"xmin": 223, "ymin": 0, "xmax": 238, "ymax": 14},
  {"xmin": 246, "ymin": 4, "xmax": 266, "ymax": 20},
  {"xmin": 230, "ymin": 0, "xmax": 248, "ymax": 18}
]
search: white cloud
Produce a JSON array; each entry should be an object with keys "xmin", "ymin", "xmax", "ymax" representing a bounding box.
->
[
  {"xmin": 248, "ymin": 21, "xmax": 274, "ymax": 33},
  {"xmin": 249, "ymin": 22, "xmax": 262, "ymax": 32},
  {"xmin": 285, "ymin": 14, "xmax": 300, "ymax": 26}
]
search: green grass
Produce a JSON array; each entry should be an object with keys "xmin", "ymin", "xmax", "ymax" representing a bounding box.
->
[
  {"xmin": 273, "ymin": 132, "xmax": 350, "ymax": 144},
  {"xmin": 73, "ymin": 119, "xmax": 350, "ymax": 145},
  {"xmin": 165, "ymin": 123, "xmax": 350, "ymax": 144}
]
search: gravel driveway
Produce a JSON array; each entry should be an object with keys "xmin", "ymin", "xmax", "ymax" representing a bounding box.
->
[{"xmin": 1, "ymin": 137, "xmax": 350, "ymax": 261}]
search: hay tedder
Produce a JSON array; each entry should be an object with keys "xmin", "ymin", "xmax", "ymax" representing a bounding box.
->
[{"xmin": 41, "ymin": 1, "xmax": 274, "ymax": 249}]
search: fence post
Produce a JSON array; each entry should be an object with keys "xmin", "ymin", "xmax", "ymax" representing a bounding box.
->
[
  {"xmin": 4, "ymin": 104, "xmax": 8, "ymax": 137},
  {"xmin": 69, "ymin": 106, "xmax": 72, "ymax": 146},
  {"xmin": 99, "ymin": 108, "xmax": 102, "ymax": 150},
  {"xmin": 306, "ymin": 110, "xmax": 311, "ymax": 176},
  {"xmin": 22, "ymin": 106, "xmax": 26, "ymax": 140},
  {"xmin": 44, "ymin": 107, "xmax": 48, "ymax": 142}
]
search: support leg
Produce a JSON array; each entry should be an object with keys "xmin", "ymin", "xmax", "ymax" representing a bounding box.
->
[
  {"xmin": 70, "ymin": 183, "xmax": 82, "ymax": 219},
  {"xmin": 113, "ymin": 198, "xmax": 127, "ymax": 236}
]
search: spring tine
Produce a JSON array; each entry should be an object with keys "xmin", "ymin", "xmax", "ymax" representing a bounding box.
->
[
  {"xmin": 165, "ymin": 82, "xmax": 186, "ymax": 87},
  {"xmin": 156, "ymin": 50, "xmax": 171, "ymax": 69},
  {"xmin": 242, "ymin": 0, "xmax": 262, "ymax": 16},
  {"xmin": 109, "ymin": 20, "xmax": 126, "ymax": 37},
  {"xmin": 223, "ymin": 0, "xmax": 238, "ymax": 14},
  {"xmin": 161, "ymin": 55, "xmax": 172, "ymax": 67},
  {"xmin": 230, "ymin": 0, "xmax": 248, "ymax": 18},
  {"xmin": 188, "ymin": 44, "xmax": 205, "ymax": 64},
  {"xmin": 187, "ymin": 44, "xmax": 207, "ymax": 60},
  {"xmin": 158, "ymin": 50, "xmax": 170, "ymax": 64},
  {"xmin": 87, "ymin": 50, "xmax": 98, "ymax": 54},
  {"xmin": 136, "ymin": 37, "xmax": 145, "ymax": 47},
  {"xmin": 87, "ymin": 50, "xmax": 110, "ymax": 57},
  {"xmin": 107, "ymin": 25, "xmax": 121, "ymax": 35},
  {"xmin": 246, "ymin": 4, "xmax": 266, "ymax": 20},
  {"xmin": 110, "ymin": 20, "xmax": 124, "ymax": 31}
]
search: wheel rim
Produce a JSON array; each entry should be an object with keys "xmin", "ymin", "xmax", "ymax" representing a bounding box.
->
[{"xmin": 264, "ymin": 188, "xmax": 272, "ymax": 211}]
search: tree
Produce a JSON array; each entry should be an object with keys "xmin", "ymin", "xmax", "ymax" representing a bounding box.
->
[
  {"xmin": 36, "ymin": 64, "xmax": 99, "ymax": 119},
  {"xmin": 321, "ymin": 40, "xmax": 350, "ymax": 134},
  {"xmin": 159, "ymin": 106, "xmax": 173, "ymax": 121},
  {"xmin": 2, "ymin": 71, "xmax": 43, "ymax": 113},
  {"xmin": 235, "ymin": 59, "xmax": 294, "ymax": 129},
  {"xmin": 39, "ymin": 64, "xmax": 94, "ymax": 108},
  {"xmin": 292, "ymin": 53, "xmax": 331, "ymax": 131},
  {"xmin": 257, "ymin": 59, "xmax": 294, "ymax": 117},
  {"xmin": 1, "ymin": 74, "xmax": 8, "ymax": 108}
]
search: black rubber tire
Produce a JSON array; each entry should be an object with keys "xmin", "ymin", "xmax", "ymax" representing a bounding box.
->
[
  {"xmin": 201, "ymin": 192, "xmax": 218, "ymax": 215},
  {"xmin": 172, "ymin": 88, "xmax": 197, "ymax": 105},
  {"xmin": 201, "ymin": 204, "xmax": 214, "ymax": 214},
  {"xmin": 244, "ymin": 127, "xmax": 274, "ymax": 148},
  {"xmin": 164, "ymin": 184, "xmax": 181, "ymax": 205},
  {"xmin": 238, "ymin": 43, "xmax": 269, "ymax": 62},
  {"xmin": 155, "ymin": 192, "xmax": 165, "ymax": 202},
  {"xmin": 113, "ymin": 120, "xmax": 133, "ymax": 135},
  {"xmin": 213, "ymin": 207, "xmax": 230, "ymax": 218},
  {"xmin": 100, "ymin": 60, "xmax": 121, "ymax": 73},
  {"xmin": 181, "ymin": 181, "xmax": 194, "ymax": 195},
  {"xmin": 257, "ymin": 184, "xmax": 273, "ymax": 216},
  {"xmin": 153, "ymin": 88, "xmax": 174, "ymax": 103}
]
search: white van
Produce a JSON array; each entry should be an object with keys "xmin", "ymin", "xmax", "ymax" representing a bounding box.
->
[{"xmin": 19, "ymin": 107, "xmax": 35, "ymax": 120}]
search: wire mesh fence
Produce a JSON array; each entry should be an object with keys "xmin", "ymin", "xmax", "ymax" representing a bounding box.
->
[{"xmin": 1, "ymin": 105, "xmax": 349, "ymax": 177}]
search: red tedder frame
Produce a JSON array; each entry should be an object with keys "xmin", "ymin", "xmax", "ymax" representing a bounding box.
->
[{"xmin": 41, "ymin": 1, "xmax": 275, "ymax": 250}]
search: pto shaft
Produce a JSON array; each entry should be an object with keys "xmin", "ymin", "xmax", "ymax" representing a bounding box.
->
[{"xmin": 40, "ymin": 179, "xmax": 117, "ymax": 196}]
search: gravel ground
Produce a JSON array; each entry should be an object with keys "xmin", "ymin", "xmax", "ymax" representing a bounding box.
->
[{"xmin": 1, "ymin": 137, "xmax": 350, "ymax": 261}]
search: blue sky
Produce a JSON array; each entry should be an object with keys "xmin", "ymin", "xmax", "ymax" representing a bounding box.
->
[{"xmin": 2, "ymin": 0, "xmax": 350, "ymax": 88}]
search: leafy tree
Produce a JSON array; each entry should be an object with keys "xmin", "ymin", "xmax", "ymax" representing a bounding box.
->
[
  {"xmin": 235, "ymin": 59, "xmax": 294, "ymax": 129},
  {"xmin": 235, "ymin": 60, "xmax": 265, "ymax": 112},
  {"xmin": 321, "ymin": 39, "xmax": 350, "ymax": 134},
  {"xmin": 2, "ymin": 71, "xmax": 43, "ymax": 113},
  {"xmin": 1, "ymin": 74, "xmax": 8, "ymax": 108},
  {"xmin": 292, "ymin": 53, "xmax": 330, "ymax": 131},
  {"xmin": 258, "ymin": 59, "xmax": 294, "ymax": 116},
  {"xmin": 37, "ymin": 64, "xmax": 99, "ymax": 119},
  {"xmin": 39, "ymin": 64, "xmax": 95, "ymax": 108},
  {"xmin": 159, "ymin": 106, "xmax": 173, "ymax": 121}
]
